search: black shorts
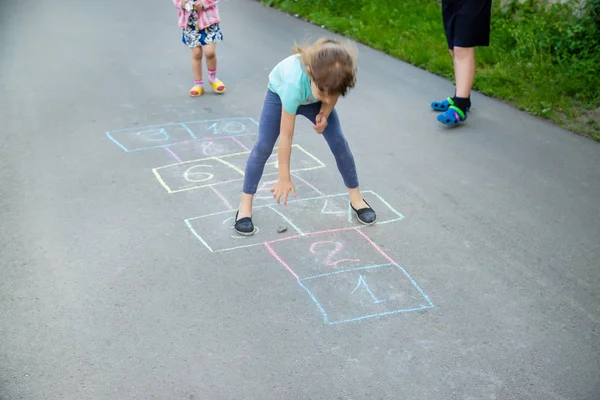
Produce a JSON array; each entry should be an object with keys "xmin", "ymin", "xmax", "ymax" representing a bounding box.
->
[{"xmin": 442, "ymin": 0, "xmax": 492, "ymax": 49}]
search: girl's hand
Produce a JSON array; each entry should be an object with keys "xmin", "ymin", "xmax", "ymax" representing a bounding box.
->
[
  {"xmin": 181, "ymin": 0, "xmax": 189, "ymax": 9},
  {"xmin": 270, "ymin": 179, "xmax": 296, "ymax": 205},
  {"xmin": 194, "ymin": 1, "xmax": 204, "ymax": 10},
  {"xmin": 313, "ymin": 112, "xmax": 328, "ymax": 134}
]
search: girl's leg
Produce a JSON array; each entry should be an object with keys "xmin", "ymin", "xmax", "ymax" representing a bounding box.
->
[
  {"xmin": 237, "ymin": 91, "xmax": 283, "ymax": 221},
  {"xmin": 298, "ymin": 105, "xmax": 376, "ymax": 224},
  {"xmin": 203, "ymin": 43, "xmax": 225, "ymax": 93},
  {"xmin": 190, "ymin": 46, "xmax": 204, "ymax": 96}
]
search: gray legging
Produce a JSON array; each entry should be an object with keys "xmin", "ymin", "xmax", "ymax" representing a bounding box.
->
[{"xmin": 242, "ymin": 90, "xmax": 359, "ymax": 194}]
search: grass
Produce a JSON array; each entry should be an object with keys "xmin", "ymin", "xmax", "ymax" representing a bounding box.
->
[{"xmin": 260, "ymin": 0, "xmax": 600, "ymax": 140}]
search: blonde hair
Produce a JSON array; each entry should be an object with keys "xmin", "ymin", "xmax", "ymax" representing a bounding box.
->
[{"xmin": 293, "ymin": 38, "xmax": 358, "ymax": 96}]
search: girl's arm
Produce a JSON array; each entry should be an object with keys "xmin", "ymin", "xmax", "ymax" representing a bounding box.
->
[
  {"xmin": 277, "ymin": 109, "xmax": 296, "ymax": 181},
  {"xmin": 172, "ymin": 0, "xmax": 183, "ymax": 8},
  {"xmin": 318, "ymin": 94, "xmax": 340, "ymax": 117},
  {"xmin": 200, "ymin": 0, "xmax": 219, "ymax": 6}
]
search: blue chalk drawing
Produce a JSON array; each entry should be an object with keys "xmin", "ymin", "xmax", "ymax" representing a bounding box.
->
[
  {"xmin": 351, "ymin": 275, "xmax": 388, "ymax": 304},
  {"xmin": 105, "ymin": 118, "xmax": 258, "ymax": 152},
  {"xmin": 180, "ymin": 123, "xmax": 197, "ymax": 139},
  {"xmin": 298, "ymin": 264, "xmax": 434, "ymax": 325},
  {"xmin": 136, "ymin": 128, "xmax": 169, "ymax": 141}
]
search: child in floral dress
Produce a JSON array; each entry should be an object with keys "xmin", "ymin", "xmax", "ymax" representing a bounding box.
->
[{"xmin": 172, "ymin": 0, "xmax": 226, "ymax": 96}]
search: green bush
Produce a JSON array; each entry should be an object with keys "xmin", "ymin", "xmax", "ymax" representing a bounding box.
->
[{"xmin": 262, "ymin": 0, "xmax": 600, "ymax": 139}]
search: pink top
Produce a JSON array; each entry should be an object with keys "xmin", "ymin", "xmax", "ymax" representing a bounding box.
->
[{"xmin": 171, "ymin": 0, "xmax": 220, "ymax": 30}]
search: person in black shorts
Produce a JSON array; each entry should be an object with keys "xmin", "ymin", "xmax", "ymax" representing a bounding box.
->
[{"xmin": 431, "ymin": 0, "xmax": 492, "ymax": 126}]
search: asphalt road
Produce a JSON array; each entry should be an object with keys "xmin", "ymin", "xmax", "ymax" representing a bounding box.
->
[{"xmin": 1, "ymin": 0, "xmax": 599, "ymax": 399}]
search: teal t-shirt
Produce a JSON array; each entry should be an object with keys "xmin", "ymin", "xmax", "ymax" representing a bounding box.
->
[{"xmin": 267, "ymin": 54, "xmax": 318, "ymax": 114}]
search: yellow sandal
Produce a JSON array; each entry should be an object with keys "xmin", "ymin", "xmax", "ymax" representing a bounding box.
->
[
  {"xmin": 189, "ymin": 85, "xmax": 204, "ymax": 97},
  {"xmin": 209, "ymin": 79, "xmax": 226, "ymax": 94}
]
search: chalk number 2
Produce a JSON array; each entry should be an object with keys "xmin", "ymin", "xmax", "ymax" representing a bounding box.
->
[{"xmin": 309, "ymin": 241, "xmax": 359, "ymax": 267}]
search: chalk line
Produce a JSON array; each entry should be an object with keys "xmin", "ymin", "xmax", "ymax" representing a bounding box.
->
[
  {"xmin": 267, "ymin": 205, "xmax": 304, "ymax": 236},
  {"xmin": 210, "ymin": 186, "xmax": 234, "ymax": 210},
  {"xmin": 264, "ymin": 242, "xmax": 300, "ymax": 279},
  {"xmin": 152, "ymin": 168, "xmax": 174, "ymax": 193},
  {"xmin": 164, "ymin": 146, "xmax": 182, "ymax": 162},
  {"xmin": 300, "ymin": 263, "xmax": 394, "ymax": 280},
  {"xmin": 292, "ymin": 172, "xmax": 325, "ymax": 196},
  {"xmin": 230, "ymin": 136, "xmax": 251, "ymax": 152},
  {"xmin": 353, "ymin": 228, "xmax": 396, "ymax": 265},
  {"xmin": 179, "ymin": 123, "xmax": 197, "ymax": 139},
  {"xmin": 105, "ymin": 132, "xmax": 130, "ymax": 152},
  {"xmin": 214, "ymin": 157, "xmax": 245, "ymax": 176},
  {"xmin": 184, "ymin": 220, "xmax": 214, "ymax": 252}
]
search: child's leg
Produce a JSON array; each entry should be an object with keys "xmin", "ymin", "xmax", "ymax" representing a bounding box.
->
[
  {"xmin": 453, "ymin": 46, "xmax": 475, "ymax": 100},
  {"xmin": 435, "ymin": 49, "xmax": 475, "ymax": 125},
  {"xmin": 431, "ymin": 1, "xmax": 460, "ymax": 112},
  {"xmin": 435, "ymin": 0, "xmax": 490, "ymax": 123},
  {"xmin": 237, "ymin": 91, "xmax": 283, "ymax": 219},
  {"xmin": 190, "ymin": 46, "xmax": 204, "ymax": 96},
  {"xmin": 298, "ymin": 105, "xmax": 375, "ymax": 224},
  {"xmin": 203, "ymin": 44, "xmax": 226, "ymax": 93},
  {"xmin": 200, "ymin": 23, "xmax": 226, "ymax": 93}
]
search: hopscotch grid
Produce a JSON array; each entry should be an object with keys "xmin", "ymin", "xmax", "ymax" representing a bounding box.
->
[
  {"xmin": 185, "ymin": 191, "xmax": 389, "ymax": 222},
  {"xmin": 153, "ymin": 144, "xmax": 327, "ymax": 193},
  {"xmin": 266, "ymin": 229, "xmax": 434, "ymax": 324},
  {"xmin": 106, "ymin": 117, "xmax": 259, "ymax": 134},
  {"xmin": 202, "ymin": 228, "xmax": 358, "ymax": 254},
  {"xmin": 156, "ymin": 168, "xmax": 326, "ymax": 194},
  {"xmin": 106, "ymin": 117, "xmax": 259, "ymax": 153},
  {"xmin": 298, "ymin": 262, "xmax": 435, "ymax": 325},
  {"xmin": 121, "ymin": 134, "xmax": 255, "ymax": 153},
  {"xmin": 184, "ymin": 191, "xmax": 405, "ymax": 254},
  {"xmin": 107, "ymin": 117, "xmax": 426, "ymax": 326},
  {"xmin": 152, "ymin": 144, "xmax": 323, "ymax": 170},
  {"xmin": 163, "ymin": 136, "xmax": 251, "ymax": 161}
]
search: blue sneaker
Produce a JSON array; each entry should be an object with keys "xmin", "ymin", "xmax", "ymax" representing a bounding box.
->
[{"xmin": 437, "ymin": 106, "xmax": 468, "ymax": 126}]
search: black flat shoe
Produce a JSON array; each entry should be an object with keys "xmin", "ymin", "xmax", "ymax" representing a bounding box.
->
[
  {"xmin": 234, "ymin": 210, "xmax": 255, "ymax": 236},
  {"xmin": 351, "ymin": 200, "xmax": 377, "ymax": 226}
]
